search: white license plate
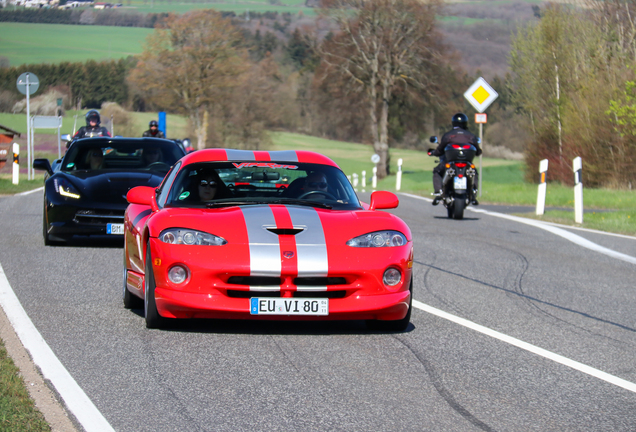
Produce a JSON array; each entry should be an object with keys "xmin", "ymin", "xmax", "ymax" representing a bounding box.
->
[
  {"xmin": 107, "ymin": 223, "xmax": 125, "ymax": 235},
  {"xmin": 250, "ymin": 298, "xmax": 329, "ymax": 316},
  {"xmin": 453, "ymin": 176, "xmax": 467, "ymax": 190}
]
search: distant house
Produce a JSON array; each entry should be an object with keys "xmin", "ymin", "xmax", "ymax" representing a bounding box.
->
[
  {"xmin": 58, "ymin": 0, "xmax": 92, "ymax": 8},
  {"xmin": 93, "ymin": 1, "xmax": 111, "ymax": 8}
]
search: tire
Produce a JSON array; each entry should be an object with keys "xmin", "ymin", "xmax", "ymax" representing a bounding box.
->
[
  {"xmin": 366, "ymin": 278, "xmax": 413, "ymax": 332},
  {"xmin": 123, "ymin": 267, "xmax": 143, "ymax": 309},
  {"xmin": 452, "ymin": 195, "xmax": 466, "ymax": 220},
  {"xmin": 43, "ymin": 207, "xmax": 65, "ymax": 246},
  {"xmin": 144, "ymin": 241, "xmax": 168, "ymax": 329}
]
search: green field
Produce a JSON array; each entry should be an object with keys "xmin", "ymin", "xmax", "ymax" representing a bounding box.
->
[
  {"xmin": 0, "ymin": 22, "xmax": 152, "ymax": 67},
  {"xmin": 124, "ymin": 2, "xmax": 313, "ymax": 15}
]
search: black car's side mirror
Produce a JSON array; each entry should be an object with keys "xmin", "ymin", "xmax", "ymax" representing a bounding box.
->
[{"xmin": 33, "ymin": 158, "xmax": 53, "ymax": 176}]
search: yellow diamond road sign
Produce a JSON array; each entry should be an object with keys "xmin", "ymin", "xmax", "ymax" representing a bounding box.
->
[{"xmin": 464, "ymin": 77, "xmax": 498, "ymax": 113}]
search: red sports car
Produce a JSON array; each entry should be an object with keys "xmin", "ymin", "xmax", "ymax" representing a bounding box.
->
[{"xmin": 123, "ymin": 149, "xmax": 413, "ymax": 330}]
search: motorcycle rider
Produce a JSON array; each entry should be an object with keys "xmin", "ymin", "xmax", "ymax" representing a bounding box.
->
[
  {"xmin": 428, "ymin": 112, "xmax": 481, "ymax": 206},
  {"xmin": 143, "ymin": 120, "xmax": 165, "ymax": 138},
  {"xmin": 73, "ymin": 110, "xmax": 111, "ymax": 140}
]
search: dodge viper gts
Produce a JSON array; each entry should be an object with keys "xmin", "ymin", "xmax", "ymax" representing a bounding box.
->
[
  {"xmin": 123, "ymin": 149, "xmax": 413, "ymax": 330},
  {"xmin": 33, "ymin": 137, "xmax": 186, "ymax": 245}
]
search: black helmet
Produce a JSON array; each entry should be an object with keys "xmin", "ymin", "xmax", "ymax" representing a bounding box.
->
[
  {"xmin": 451, "ymin": 112, "xmax": 468, "ymax": 130},
  {"xmin": 149, "ymin": 120, "xmax": 158, "ymax": 128},
  {"xmin": 86, "ymin": 110, "xmax": 100, "ymax": 126}
]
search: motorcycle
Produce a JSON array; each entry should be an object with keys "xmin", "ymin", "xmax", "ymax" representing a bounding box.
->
[{"xmin": 428, "ymin": 136, "xmax": 478, "ymax": 220}]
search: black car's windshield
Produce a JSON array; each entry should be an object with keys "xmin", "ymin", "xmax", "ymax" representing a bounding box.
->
[
  {"xmin": 165, "ymin": 161, "xmax": 361, "ymax": 210},
  {"xmin": 61, "ymin": 139, "xmax": 183, "ymax": 175}
]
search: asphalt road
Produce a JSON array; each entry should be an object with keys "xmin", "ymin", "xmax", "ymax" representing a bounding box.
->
[{"xmin": 1, "ymin": 191, "xmax": 636, "ymax": 431}]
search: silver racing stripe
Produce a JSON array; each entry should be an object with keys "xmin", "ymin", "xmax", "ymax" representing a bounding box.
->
[
  {"xmin": 269, "ymin": 151, "xmax": 298, "ymax": 162},
  {"xmin": 241, "ymin": 206, "xmax": 281, "ymax": 277},
  {"xmin": 226, "ymin": 149, "xmax": 255, "ymax": 161},
  {"xmin": 287, "ymin": 207, "xmax": 328, "ymax": 277}
]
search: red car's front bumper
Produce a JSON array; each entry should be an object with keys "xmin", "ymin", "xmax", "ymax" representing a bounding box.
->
[{"xmin": 136, "ymin": 237, "xmax": 413, "ymax": 322}]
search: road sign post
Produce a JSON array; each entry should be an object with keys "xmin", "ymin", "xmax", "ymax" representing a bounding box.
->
[
  {"xmin": 464, "ymin": 78, "xmax": 498, "ymax": 198},
  {"xmin": 17, "ymin": 72, "xmax": 40, "ymax": 180}
]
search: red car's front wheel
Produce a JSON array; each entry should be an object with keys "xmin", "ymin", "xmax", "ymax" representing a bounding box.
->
[{"xmin": 145, "ymin": 241, "xmax": 169, "ymax": 329}]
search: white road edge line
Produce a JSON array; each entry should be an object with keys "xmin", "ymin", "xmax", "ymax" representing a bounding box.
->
[
  {"xmin": 0, "ymin": 263, "xmax": 115, "ymax": 432},
  {"xmin": 15, "ymin": 186, "xmax": 44, "ymax": 196},
  {"xmin": 399, "ymin": 193, "xmax": 636, "ymax": 265},
  {"xmin": 412, "ymin": 299, "xmax": 636, "ymax": 394}
]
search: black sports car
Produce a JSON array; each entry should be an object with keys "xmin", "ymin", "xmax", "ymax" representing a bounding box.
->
[{"xmin": 33, "ymin": 137, "xmax": 186, "ymax": 245}]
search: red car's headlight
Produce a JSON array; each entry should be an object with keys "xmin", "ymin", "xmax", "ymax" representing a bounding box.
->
[
  {"xmin": 159, "ymin": 228, "xmax": 227, "ymax": 246},
  {"xmin": 346, "ymin": 230, "xmax": 407, "ymax": 247}
]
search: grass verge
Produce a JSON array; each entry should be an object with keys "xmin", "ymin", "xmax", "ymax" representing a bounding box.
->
[{"xmin": 0, "ymin": 340, "xmax": 50, "ymax": 431}]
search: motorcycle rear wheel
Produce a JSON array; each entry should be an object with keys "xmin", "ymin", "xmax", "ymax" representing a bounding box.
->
[{"xmin": 453, "ymin": 195, "xmax": 466, "ymax": 220}]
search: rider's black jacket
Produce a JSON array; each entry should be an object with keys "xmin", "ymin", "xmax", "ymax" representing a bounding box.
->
[
  {"xmin": 73, "ymin": 126, "xmax": 111, "ymax": 139},
  {"xmin": 431, "ymin": 127, "xmax": 481, "ymax": 157},
  {"xmin": 143, "ymin": 129, "xmax": 165, "ymax": 138}
]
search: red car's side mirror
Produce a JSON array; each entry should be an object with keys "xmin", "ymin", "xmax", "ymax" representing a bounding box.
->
[
  {"xmin": 127, "ymin": 186, "xmax": 159, "ymax": 212},
  {"xmin": 369, "ymin": 191, "xmax": 399, "ymax": 210}
]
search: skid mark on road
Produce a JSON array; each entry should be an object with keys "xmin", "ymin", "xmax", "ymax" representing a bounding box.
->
[
  {"xmin": 394, "ymin": 335, "xmax": 496, "ymax": 432},
  {"xmin": 400, "ymin": 193, "xmax": 636, "ymax": 265}
]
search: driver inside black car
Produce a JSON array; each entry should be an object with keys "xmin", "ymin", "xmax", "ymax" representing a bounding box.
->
[{"xmin": 142, "ymin": 148, "xmax": 163, "ymax": 167}]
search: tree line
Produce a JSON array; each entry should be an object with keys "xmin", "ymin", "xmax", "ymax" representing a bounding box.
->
[
  {"xmin": 0, "ymin": 59, "xmax": 129, "ymax": 109},
  {"xmin": 510, "ymin": 1, "xmax": 636, "ymax": 187}
]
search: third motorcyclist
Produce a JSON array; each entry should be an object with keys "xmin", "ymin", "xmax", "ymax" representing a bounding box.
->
[
  {"xmin": 428, "ymin": 112, "xmax": 482, "ymax": 206},
  {"xmin": 143, "ymin": 120, "xmax": 165, "ymax": 138}
]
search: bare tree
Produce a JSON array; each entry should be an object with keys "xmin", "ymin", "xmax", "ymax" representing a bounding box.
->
[
  {"xmin": 129, "ymin": 10, "xmax": 247, "ymax": 149},
  {"xmin": 318, "ymin": 0, "xmax": 445, "ymax": 178}
]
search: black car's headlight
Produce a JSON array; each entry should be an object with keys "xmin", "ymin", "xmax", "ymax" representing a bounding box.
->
[
  {"xmin": 53, "ymin": 178, "xmax": 81, "ymax": 199},
  {"xmin": 346, "ymin": 230, "xmax": 407, "ymax": 247},
  {"xmin": 159, "ymin": 228, "xmax": 227, "ymax": 246}
]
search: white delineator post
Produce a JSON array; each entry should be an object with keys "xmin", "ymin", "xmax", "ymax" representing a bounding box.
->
[
  {"xmin": 352, "ymin": 173, "xmax": 359, "ymax": 191},
  {"xmin": 536, "ymin": 159, "xmax": 549, "ymax": 215},
  {"xmin": 361, "ymin": 170, "xmax": 366, "ymax": 191},
  {"xmin": 573, "ymin": 156, "xmax": 583, "ymax": 224},
  {"xmin": 372, "ymin": 166, "xmax": 377, "ymax": 190},
  {"xmin": 396, "ymin": 158, "xmax": 403, "ymax": 191},
  {"xmin": 12, "ymin": 143, "xmax": 19, "ymax": 185}
]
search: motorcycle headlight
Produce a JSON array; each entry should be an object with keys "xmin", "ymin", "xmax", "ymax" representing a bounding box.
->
[
  {"xmin": 53, "ymin": 178, "xmax": 81, "ymax": 199},
  {"xmin": 346, "ymin": 230, "xmax": 407, "ymax": 247},
  {"xmin": 159, "ymin": 228, "xmax": 227, "ymax": 246}
]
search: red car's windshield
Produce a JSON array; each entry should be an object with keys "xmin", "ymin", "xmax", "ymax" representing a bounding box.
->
[{"xmin": 164, "ymin": 162, "xmax": 361, "ymax": 210}]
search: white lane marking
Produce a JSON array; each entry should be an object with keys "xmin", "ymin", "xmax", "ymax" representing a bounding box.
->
[
  {"xmin": 0, "ymin": 263, "xmax": 115, "ymax": 432},
  {"xmin": 400, "ymin": 193, "xmax": 636, "ymax": 265},
  {"xmin": 412, "ymin": 299, "xmax": 636, "ymax": 393},
  {"xmin": 15, "ymin": 186, "xmax": 44, "ymax": 196},
  {"xmin": 538, "ymin": 220, "xmax": 636, "ymax": 240}
]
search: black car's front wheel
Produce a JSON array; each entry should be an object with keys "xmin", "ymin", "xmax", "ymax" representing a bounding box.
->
[
  {"xmin": 144, "ymin": 241, "xmax": 169, "ymax": 329},
  {"xmin": 42, "ymin": 206, "xmax": 66, "ymax": 246}
]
